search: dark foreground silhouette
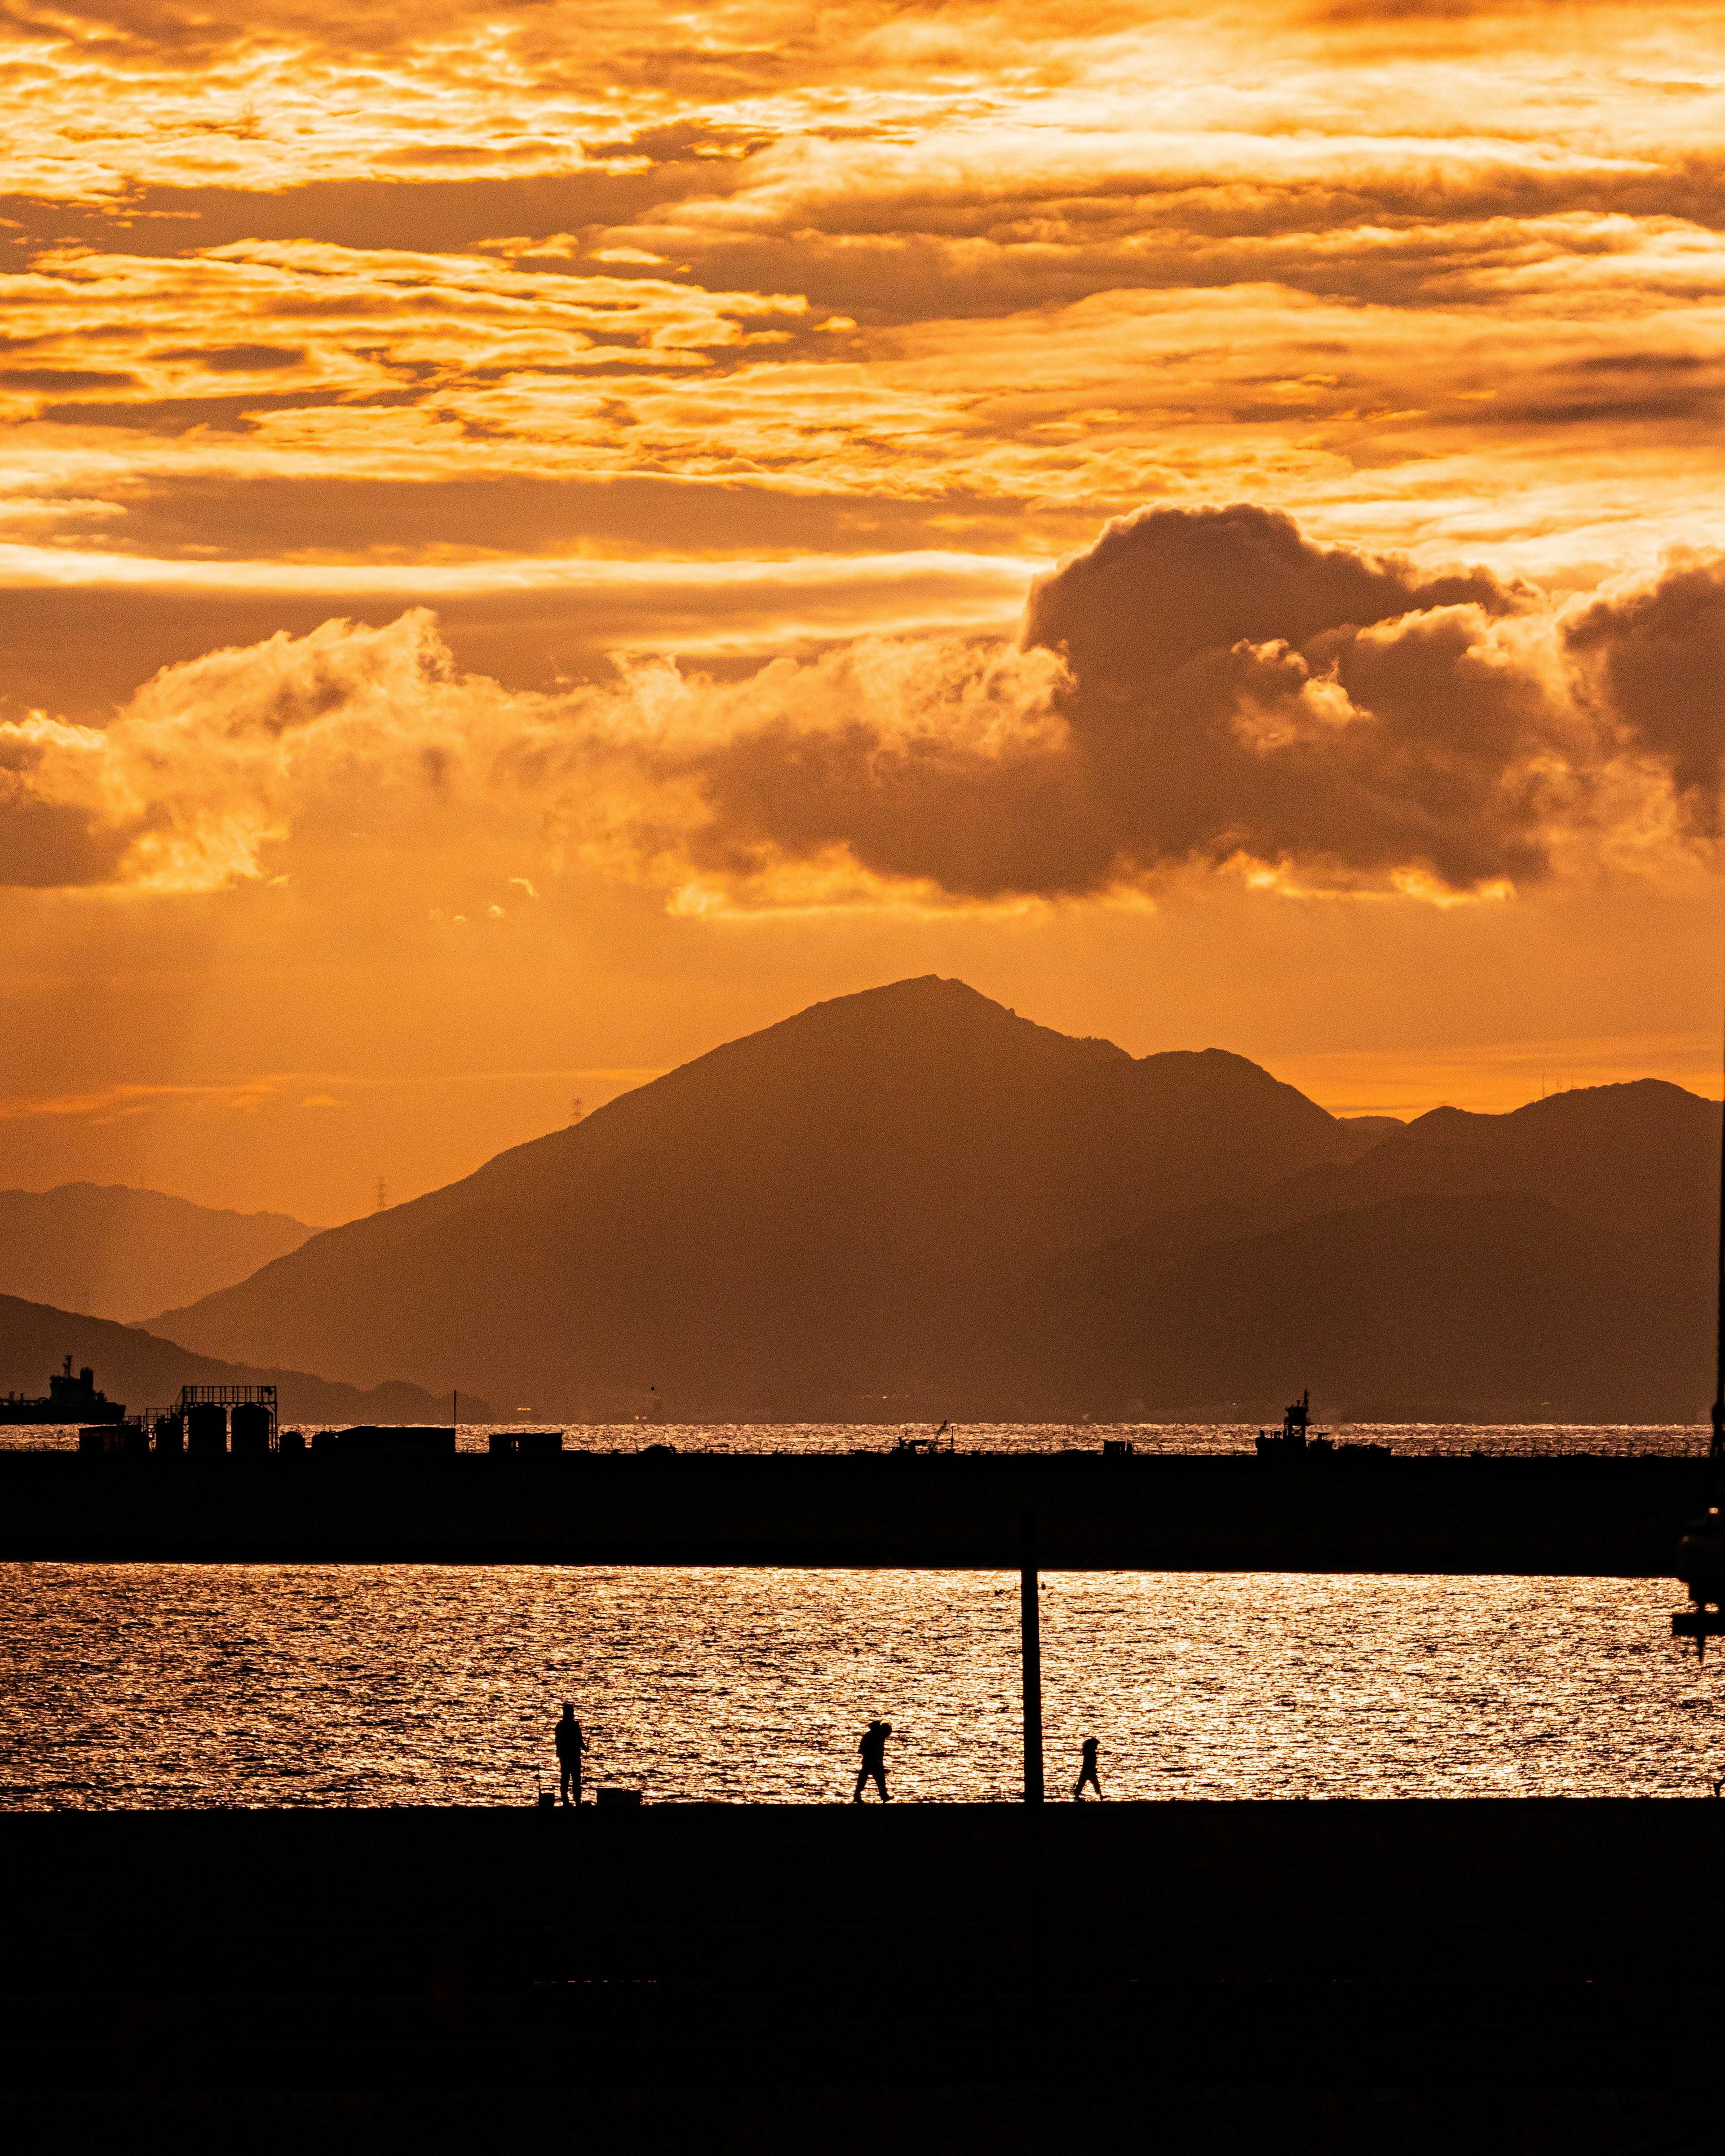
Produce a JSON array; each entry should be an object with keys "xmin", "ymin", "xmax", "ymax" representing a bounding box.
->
[{"xmin": 3, "ymin": 1803, "xmax": 1721, "ymax": 2154}]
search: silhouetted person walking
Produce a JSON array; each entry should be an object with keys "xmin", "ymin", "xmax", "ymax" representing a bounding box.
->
[
  {"xmin": 853, "ymin": 1719, "xmax": 892, "ymax": 1803},
  {"xmin": 555, "ymin": 1703, "xmax": 587, "ymax": 1806},
  {"xmin": 1073, "ymin": 1735, "xmax": 1102, "ymax": 1801}
]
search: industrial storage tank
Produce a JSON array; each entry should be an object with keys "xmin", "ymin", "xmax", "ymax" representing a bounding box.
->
[
  {"xmin": 186, "ymin": 1401, "xmax": 227, "ymax": 1455},
  {"xmin": 153, "ymin": 1412, "xmax": 184, "ymax": 1453},
  {"xmin": 230, "ymin": 1400, "xmax": 272, "ymax": 1455}
]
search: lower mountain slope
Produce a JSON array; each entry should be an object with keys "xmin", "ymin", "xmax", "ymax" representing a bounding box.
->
[
  {"xmin": 1033, "ymin": 1190, "xmax": 1703, "ymax": 1423},
  {"xmin": 1036, "ymin": 1078, "xmax": 1718, "ymax": 1421}
]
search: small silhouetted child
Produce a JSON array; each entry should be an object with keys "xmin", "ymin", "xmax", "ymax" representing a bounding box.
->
[
  {"xmin": 853, "ymin": 1719, "xmax": 892, "ymax": 1803},
  {"xmin": 555, "ymin": 1703, "xmax": 586, "ymax": 1806},
  {"xmin": 1073, "ymin": 1735, "xmax": 1102, "ymax": 1801}
]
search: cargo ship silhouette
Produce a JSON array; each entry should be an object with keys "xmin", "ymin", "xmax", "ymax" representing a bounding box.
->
[{"xmin": 0, "ymin": 1357, "xmax": 126, "ymax": 1426}]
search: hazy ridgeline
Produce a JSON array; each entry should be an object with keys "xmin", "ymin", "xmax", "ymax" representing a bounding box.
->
[{"xmin": 0, "ymin": 1185, "xmax": 314, "ymax": 1324}]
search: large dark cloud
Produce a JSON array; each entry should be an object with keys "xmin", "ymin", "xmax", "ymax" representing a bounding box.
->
[
  {"xmin": 1022, "ymin": 504, "xmax": 1514, "ymax": 681},
  {"xmin": 1566, "ymin": 558, "xmax": 1725, "ymax": 834},
  {"xmin": 671, "ymin": 506, "xmax": 1717, "ymax": 901}
]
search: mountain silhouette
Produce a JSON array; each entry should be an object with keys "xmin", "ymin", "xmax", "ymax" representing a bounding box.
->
[
  {"xmin": 0, "ymin": 1294, "xmax": 488, "ymax": 1424},
  {"xmin": 151, "ymin": 977, "xmax": 1363, "ymax": 1415},
  {"xmin": 149, "ymin": 979, "xmax": 1720, "ymax": 1422},
  {"xmin": 0, "ymin": 1183, "xmax": 316, "ymax": 1323}
]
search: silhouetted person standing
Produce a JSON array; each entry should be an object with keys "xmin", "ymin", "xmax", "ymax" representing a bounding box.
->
[
  {"xmin": 1073, "ymin": 1735, "xmax": 1102, "ymax": 1801},
  {"xmin": 853, "ymin": 1719, "xmax": 892, "ymax": 1803},
  {"xmin": 555, "ymin": 1704, "xmax": 586, "ymax": 1806}
]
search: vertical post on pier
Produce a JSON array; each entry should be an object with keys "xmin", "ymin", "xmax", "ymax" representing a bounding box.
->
[{"xmin": 1020, "ymin": 1515, "xmax": 1044, "ymax": 1805}]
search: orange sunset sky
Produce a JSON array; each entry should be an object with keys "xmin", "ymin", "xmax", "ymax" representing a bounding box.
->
[{"xmin": 1, "ymin": 0, "xmax": 1722, "ymax": 1222}]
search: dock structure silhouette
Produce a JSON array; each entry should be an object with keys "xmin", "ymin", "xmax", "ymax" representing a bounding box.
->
[{"xmin": 0, "ymin": 1449, "xmax": 1700, "ymax": 1573}]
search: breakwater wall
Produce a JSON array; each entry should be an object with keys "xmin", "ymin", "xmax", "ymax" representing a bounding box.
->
[{"xmin": 0, "ymin": 1450, "xmax": 1705, "ymax": 1571}]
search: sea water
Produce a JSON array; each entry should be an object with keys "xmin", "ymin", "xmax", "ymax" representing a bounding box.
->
[
  {"xmin": 5, "ymin": 1422, "xmax": 1713, "ymax": 1807},
  {"xmin": 0, "ymin": 1419, "xmax": 1712, "ymax": 1454},
  {"xmin": 3, "ymin": 1563, "xmax": 1719, "ymax": 1808}
]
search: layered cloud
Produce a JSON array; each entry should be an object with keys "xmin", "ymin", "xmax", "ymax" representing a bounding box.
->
[
  {"xmin": 4, "ymin": 506, "xmax": 1716, "ymax": 907},
  {"xmin": 0, "ymin": 0, "xmax": 1722, "ymax": 620}
]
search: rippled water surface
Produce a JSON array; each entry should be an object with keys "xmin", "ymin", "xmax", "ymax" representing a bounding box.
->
[
  {"xmin": 4, "ymin": 1565, "xmax": 1719, "ymax": 1808},
  {"xmin": 1, "ymin": 1420, "xmax": 1710, "ymax": 1454}
]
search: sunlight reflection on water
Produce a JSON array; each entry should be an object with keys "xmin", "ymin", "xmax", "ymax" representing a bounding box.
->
[
  {"xmin": 3, "ymin": 1565, "xmax": 1719, "ymax": 1808},
  {"xmin": 1, "ymin": 1421, "xmax": 1709, "ymax": 1454}
]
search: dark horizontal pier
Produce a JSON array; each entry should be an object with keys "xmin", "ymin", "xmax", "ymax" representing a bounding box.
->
[
  {"xmin": 5, "ymin": 1802, "xmax": 1722, "ymax": 2152},
  {"xmin": 0, "ymin": 1449, "xmax": 1705, "ymax": 1572}
]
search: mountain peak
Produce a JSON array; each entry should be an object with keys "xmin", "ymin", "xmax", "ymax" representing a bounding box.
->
[
  {"xmin": 137, "ymin": 985, "xmax": 1718, "ymax": 1420},
  {"xmin": 150, "ymin": 978, "xmax": 1350, "ymax": 1410}
]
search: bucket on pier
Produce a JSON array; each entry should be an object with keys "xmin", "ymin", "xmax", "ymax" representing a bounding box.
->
[{"xmin": 492, "ymin": 1429, "xmax": 563, "ymax": 1458}]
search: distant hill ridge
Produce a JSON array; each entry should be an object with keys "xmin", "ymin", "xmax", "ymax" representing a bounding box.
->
[
  {"xmin": 146, "ymin": 977, "xmax": 1721, "ymax": 1423},
  {"xmin": 0, "ymin": 1294, "xmax": 487, "ymax": 1425},
  {"xmin": 0, "ymin": 1183, "xmax": 317, "ymax": 1323}
]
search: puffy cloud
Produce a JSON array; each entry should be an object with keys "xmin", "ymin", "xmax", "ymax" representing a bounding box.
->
[
  {"xmin": 0, "ymin": 610, "xmax": 485, "ymax": 890},
  {"xmin": 0, "ymin": 711, "xmax": 136, "ymax": 885},
  {"xmin": 2, "ymin": 504, "xmax": 1717, "ymax": 906}
]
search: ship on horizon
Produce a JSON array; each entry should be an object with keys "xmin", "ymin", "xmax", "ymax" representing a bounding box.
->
[
  {"xmin": 0, "ymin": 1357, "xmax": 127, "ymax": 1426},
  {"xmin": 1256, "ymin": 1388, "xmax": 1391, "ymax": 1462}
]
